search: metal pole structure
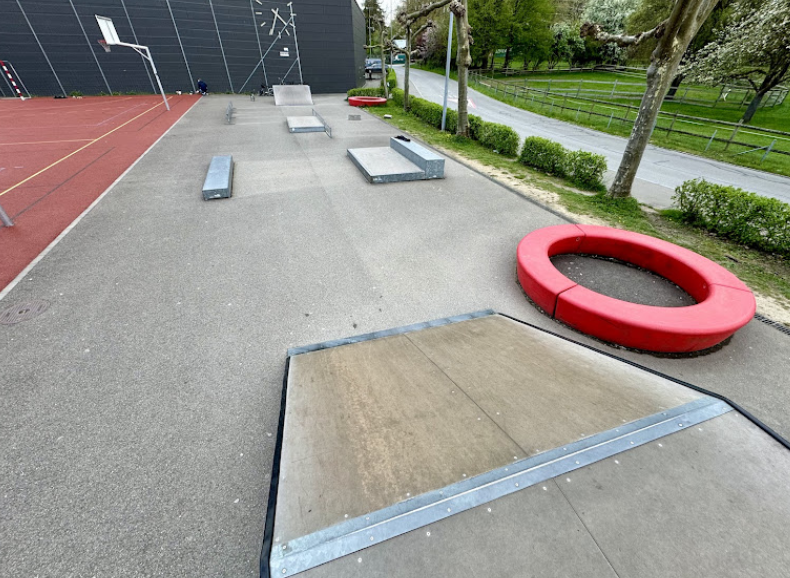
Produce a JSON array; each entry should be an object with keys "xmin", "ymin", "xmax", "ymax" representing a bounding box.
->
[
  {"xmin": 121, "ymin": 43, "xmax": 170, "ymax": 110},
  {"xmin": 289, "ymin": 2, "xmax": 304, "ymax": 84},
  {"xmin": 440, "ymin": 15, "xmax": 454, "ymax": 132},
  {"xmin": 0, "ymin": 202, "xmax": 13, "ymax": 227},
  {"xmin": 250, "ymin": 0, "xmax": 268, "ymax": 89},
  {"xmin": 143, "ymin": 47, "xmax": 170, "ymax": 111}
]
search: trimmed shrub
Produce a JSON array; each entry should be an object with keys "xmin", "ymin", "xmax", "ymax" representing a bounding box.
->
[
  {"xmin": 674, "ymin": 179, "xmax": 790, "ymax": 257},
  {"xmin": 566, "ymin": 150, "xmax": 607, "ymax": 190},
  {"xmin": 408, "ymin": 95, "xmax": 458, "ymax": 133},
  {"xmin": 473, "ymin": 121, "xmax": 520, "ymax": 156},
  {"xmin": 385, "ymin": 67, "xmax": 397, "ymax": 90},
  {"xmin": 391, "ymin": 88, "xmax": 404, "ymax": 106},
  {"xmin": 347, "ymin": 87, "xmax": 385, "ymax": 98},
  {"xmin": 519, "ymin": 137, "xmax": 567, "ymax": 176}
]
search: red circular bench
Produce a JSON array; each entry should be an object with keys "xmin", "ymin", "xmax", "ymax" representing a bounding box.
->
[
  {"xmin": 516, "ymin": 224, "xmax": 756, "ymax": 352},
  {"xmin": 348, "ymin": 96, "xmax": 387, "ymax": 107}
]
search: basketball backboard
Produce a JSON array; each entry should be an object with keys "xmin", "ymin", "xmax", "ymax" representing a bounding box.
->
[{"xmin": 95, "ymin": 15, "xmax": 120, "ymax": 46}]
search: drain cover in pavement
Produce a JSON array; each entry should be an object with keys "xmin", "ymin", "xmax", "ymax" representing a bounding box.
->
[
  {"xmin": 0, "ymin": 300, "xmax": 49, "ymax": 325},
  {"xmin": 348, "ymin": 114, "xmax": 361, "ymax": 121}
]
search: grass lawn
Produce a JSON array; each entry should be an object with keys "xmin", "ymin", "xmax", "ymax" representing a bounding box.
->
[
  {"xmin": 362, "ymin": 99, "xmax": 790, "ymax": 322},
  {"xmin": 414, "ymin": 64, "xmax": 790, "ymax": 177}
]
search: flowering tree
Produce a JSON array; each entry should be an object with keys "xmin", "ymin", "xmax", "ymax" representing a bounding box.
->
[
  {"xmin": 582, "ymin": 0, "xmax": 641, "ymax": 64},
  {"xmin": 582, "ymin": 0, "xmax": 720, "ymax": 198},
  {"xmin": 683, "ymin": 0, "xmax": 790, "ymax": 123}
]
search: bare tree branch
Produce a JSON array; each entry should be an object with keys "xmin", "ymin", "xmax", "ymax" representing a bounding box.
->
[
  {"xmin": 411, "ymin": 20, "xmax": 435, "ymax": 41},
  {"xmin": 398, "ymin": 0, "xmax": 453, "ymax": 26},
  {"xmin": 580, "ymin": 21, "xmax": 666, "ymax": 47}
]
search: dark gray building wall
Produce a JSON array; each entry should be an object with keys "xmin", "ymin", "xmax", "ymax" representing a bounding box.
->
[{"xmin": 0, "ymin": 0, "xmax": 366, "ymax": 96}]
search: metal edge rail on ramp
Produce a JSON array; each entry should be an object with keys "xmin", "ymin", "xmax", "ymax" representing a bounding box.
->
[
  {"xmin": 259, "ymin": 310, "xmax": 790, "ymax": 578},
  {"xmin": 286, "ymin": 109, "xmax": 331, "ymax": 137}
]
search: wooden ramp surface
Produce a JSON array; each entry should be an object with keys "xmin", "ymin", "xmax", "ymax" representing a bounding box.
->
[{"xmin": 275, "ymin": 314, "xmax": 701, "ymax": 545}]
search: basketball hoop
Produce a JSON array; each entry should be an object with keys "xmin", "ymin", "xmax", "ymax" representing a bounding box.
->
[{"xmin": 98, "ymin": 39, "xmax": 111, "ymax": 53}]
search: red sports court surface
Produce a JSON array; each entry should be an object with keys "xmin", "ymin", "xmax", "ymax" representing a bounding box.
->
[{"xmin": 0, "ymin": 94, "xmax": 199, "ymax": 291}]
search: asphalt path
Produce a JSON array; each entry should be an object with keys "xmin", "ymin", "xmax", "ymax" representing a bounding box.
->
[{"xmin": 398, "ymin": 66, "xmax": 790, "ymax": 208}]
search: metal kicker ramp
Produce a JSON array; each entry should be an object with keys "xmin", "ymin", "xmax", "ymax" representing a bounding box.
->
[
  {"xmin": 273, "ymin": 85, "xmax": 314, "ymax": 106},
  {"xmin": 261, "ymin": 311, "xmax": 790, "ymax": 578}
]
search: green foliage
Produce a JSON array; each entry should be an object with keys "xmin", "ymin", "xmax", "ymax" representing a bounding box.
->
[
  {"xmin": 673, "ymin": 179, "xmax": 790, "ymax": 256},
  {"xmin": 69, "ymin": 91, "xmax": 83, "ymax": 97},
  {"xmin": 409, "ymin": 96, "xmax": 458, "ymax": 133},
  {"xmin": 470, "ymin": 118, "xmax": 520, "ymax": 156},
  {"xmin": 519, "ymin": 136, "xmax": 607, "ymax": 188},
  {"xmin": 388, "ymin": 90, "xmax": 517, "ymax": 155},
  {"xmin": 391, "ymin": 88, "xmax": 404, "ymax": 107},
  {"xmin": 519, "ymin": 136, "xmax": 568, "ymax": 176},
  {"xmin": 347, "ymin": 87, "xmax": 385, "ymax": 98},
  {"xmin": 566, "ymin": 150, "xmax": 608, "ymax": 190},
  {"xmin": 385, "ymin": 67, "xmax": 397, "ymax": 90}
]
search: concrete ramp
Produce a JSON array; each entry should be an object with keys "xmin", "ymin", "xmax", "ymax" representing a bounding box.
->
[
  {"xmin": 273, "ymin": 85, "xmax": 314, "ymax": 106},
  {"xmin": 262, "ymin": 312, "xmax": 790, "ymax": 577},
  {"xmin": 286, "ymin": 110, "xmax": 331, "ymax": 137},
  {"xmin": 347, "ymin": 137, "xmax": 445, "ymax": 184}
]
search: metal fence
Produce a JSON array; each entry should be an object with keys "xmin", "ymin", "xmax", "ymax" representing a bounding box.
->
[
  {"xmin": 480, "ymin": 66, "xmax": 788, "ymax": 110},
  {"xmin": 469, "ymin": 71, "xmax": 790, "ymax": 166}
]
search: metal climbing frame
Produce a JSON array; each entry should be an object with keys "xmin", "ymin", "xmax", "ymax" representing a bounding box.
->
[{"xmin": 239, "ymin": 1, "xmax": 303, "ymax": 94}]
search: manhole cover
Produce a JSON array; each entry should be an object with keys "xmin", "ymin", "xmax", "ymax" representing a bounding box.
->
[
  {"xmin": 348, "ymin": 114, "xmax": 361, "ymax": 121},
  {"xmin": 0, "ymin": 300, "xmax": 49, "ymax": 325}
]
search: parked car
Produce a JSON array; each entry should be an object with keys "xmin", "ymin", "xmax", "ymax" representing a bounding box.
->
[{"xmin": 365, "ymin": 58, "xmax": 383, "ymax": 78}]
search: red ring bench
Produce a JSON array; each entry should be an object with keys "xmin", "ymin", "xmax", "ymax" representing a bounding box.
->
[
  {"xmin": 516, "ymin": 224, "xmax": 756, "ymax": 353},
  {"xmin": 348, "ymin": 96, "xmax": 387, "ymax": 107}
]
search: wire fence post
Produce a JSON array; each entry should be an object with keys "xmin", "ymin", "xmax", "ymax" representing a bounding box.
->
[
  {"xmin": 576, "ymin": 106, "xmax": 580, "ymax": 121},
  {"xmin": 712, "ymin": 85, "xmax": 724, "ymax": 108},
  {"xmin": 607, "ymin": 111, "xmax": 614, "ymax": 128},
  {"xmin": 725, "ymin": 122, "xmax": 742, "ymax": 151},
  {"xmin": 761, "ymin": 140, "xmax": 776, "ymax": 163},
  {"xmin": 576, "ymin": 80, "xmax": 582, "ymax": 97},
  {"xmin": 705, "ymin": 129, "xmax": 718, "ymax": 151},
  {"xmin": 611, "ymin": 78, "xmax": 618, "ymax": 97},
  {"xmin": 667, "ymin": 113, "xmax": 678, "ymax": 136}
]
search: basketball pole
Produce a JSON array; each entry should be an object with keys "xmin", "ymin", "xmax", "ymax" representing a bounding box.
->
[
  {"xmin": 95, "ymin": 15, "xmax": 169, "ymax": 111},
  {"xmin": 123, "ymin": 44, "xmax": 170, "ymax": 111}
]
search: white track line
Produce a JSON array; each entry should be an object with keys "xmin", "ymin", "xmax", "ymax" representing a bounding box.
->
[{"xmin": 0, "ymin": 97, "xmax": 200, "ymax": 303}]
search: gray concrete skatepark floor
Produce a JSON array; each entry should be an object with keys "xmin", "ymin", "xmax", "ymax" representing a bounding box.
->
[
  {"xmin": 398, "ymin": 66, "xmax": 790, "ymax": 208},
  {"xmin": 2, "ymin": 94, "xmax": 789, "ymax": 578}
]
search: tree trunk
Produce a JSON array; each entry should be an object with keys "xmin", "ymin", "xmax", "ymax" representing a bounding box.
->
[
  {"xmin": 404, "ymin": 26, "xmax": 412, "ymax": 110},
  {"xmin": 665, "ymin": 73, "xmax": 684, "ymax": 99},
  {"xmin": 379, "ymin": 26, "xmax": 389, "ymax": 99},
  {"xmin": 453, "ymin": 0, "xmax": 472, "ymax": 136},
  {"xmin": 604, "ymin": 0, "xmax": 719, "ymax": 198},
  {"xmin": 503, "ymin": 47, "xmax": 512, "ymax": 70},
  {"xmin": 741, "ymin": 90, "xmax": 765, "ymax": 123}
]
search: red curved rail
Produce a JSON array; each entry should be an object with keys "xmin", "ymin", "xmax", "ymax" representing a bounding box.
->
[
  {"xmin": 516, "ymin": 224, "xmax": 755, "ymax": 352},
  {"xmin": 348, "ymin": 96, "xmax": 387, "ymax": 107}
]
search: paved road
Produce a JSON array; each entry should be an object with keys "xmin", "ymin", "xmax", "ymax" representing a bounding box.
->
[{"xmin": 398, "ymin": 66, "xmax": 790, "ymax": 208}]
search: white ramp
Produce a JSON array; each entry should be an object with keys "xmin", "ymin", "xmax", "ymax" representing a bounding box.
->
[{"xmin": 273, "ymin": 85, "xmax": 313, "ymax": 106}]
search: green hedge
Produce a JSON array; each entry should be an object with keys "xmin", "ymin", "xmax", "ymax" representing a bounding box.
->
[
  {"xmin": 471, "ymin": 119, "xmax": 520, "ymax": 156},
  {"xmin": 392, "ymin": 87, "xmax": 404, "ymax": 106},
  {"xmin": 674, "ymin": 179, "xmax": 790, "ymax": 256},
  {"xmin": 518, "ymin": 136, "xmax": 606, "ymax": 190},
  {"xmin": 385, "ymin": 67, "xmax": 397, "ymax": 90},
  {"xmin": 566, "ymin": 150, "xmax": 608, "ymax": 190},
  {"xmin": 387, "ymin": 89, "xmax": 519, "ymax": 157},
  {"xmin": 347, "ymin": 87, "xmax": 385, "ymax": 98},
  {"xmin": 519, "ymin": 137, "xmax": 568, "ymax": 176}
]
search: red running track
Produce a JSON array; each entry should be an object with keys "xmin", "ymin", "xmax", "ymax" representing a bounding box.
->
[{"xmin": 0, "ymin": 94, "xmax": 199, "ymax": 291}]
